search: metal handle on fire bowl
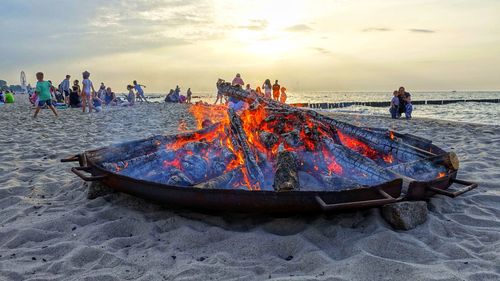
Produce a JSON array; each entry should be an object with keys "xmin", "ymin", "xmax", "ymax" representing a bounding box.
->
[
  {"xmin": 427, "ymin": 178, "xmax": 478, "ymax": 198},
  {"xmin": 61, "ymin": 154, "xmax": 81, "ymax": 163},
  {"xmin": 315, "ymin": 189, "xmax": 400, "ymax": 211},
  {"xmin": 71, "ymin": 167, "xmax": 107, "ymax": 182}
]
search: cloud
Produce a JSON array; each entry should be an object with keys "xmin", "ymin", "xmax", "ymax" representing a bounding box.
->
[
  {"xmin": 285, "ymin": 24, "xmax": 313, "ymax": 32},
  {"xmin": 311, "ymin": 47, "xmax": 330, "ymax": 54},
  {"xmin": 362, "ymin": 27, "xmax": 392, "ymax": 32},
  {"xmin": 409, "ymin": 28, "xmax": 436, "ymax": 33},
  {"xmin": 237, "ymin": 20, "xmax": 268, "ymax": 31}
]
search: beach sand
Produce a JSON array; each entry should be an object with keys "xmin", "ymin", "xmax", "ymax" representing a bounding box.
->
[{"xmin": 0, "ymin": 98, "xmax": 499, "ymax": 281}]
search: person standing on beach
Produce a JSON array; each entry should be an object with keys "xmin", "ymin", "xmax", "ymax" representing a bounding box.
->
[
  {"xmin": 81, "ymin": 71, "xmax": 96, "ymax": 113},
  {"xmin": 186, "ymin": 88, "xmax": 192, "ymax": 103},
  {"xmin": 272, "ymin": 80, "xmax": 281, "ymax": 101},
  {"xmin": 60, "ymin": 75, "xmax": 71, "ymax": 105},
  {"xmin": 133, "ymin": 80, "xmax": 148, "ymax": 103},
  {"xmin": 214, "ymin": 78, "xmax": 225, "ymax": 105},
  {"xmin": 127, "ymin": 85, "xmax": 136, "ymax": 106},
  {"xmin": 280, "ymin": 87, "xmax": 287, "ymax": 103},
  {"xmin": 33, "ymin": 72, "xmax": 58, "ymax": 118},
  {"xmin": 262, "ymin": 79, "xmax": 272, "ymax": 99},
  {"xmin": 232, "ymin": 73, "xmax": 244, "ymax": 87}
]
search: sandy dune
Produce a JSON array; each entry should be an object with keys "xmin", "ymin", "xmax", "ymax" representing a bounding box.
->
[{"xmin": 0, "ymin": 98, "xmax": 499, "ymax": 281}]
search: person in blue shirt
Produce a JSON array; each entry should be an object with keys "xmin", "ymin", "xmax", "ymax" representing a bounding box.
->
[
  {"xmin": 93, "ymin": 91, "xmax": 104, "ymax": 112},
  {"xmin": 133, "ymin": 80, "xmax": 148, "ymax": 103},
  {"xmin": 60, "ymin": 75, "xmax": 71, "ymax": 105}
]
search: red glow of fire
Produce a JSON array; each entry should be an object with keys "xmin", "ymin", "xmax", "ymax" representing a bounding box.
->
[
  {"xmin": 189, "ymin": 103, "xmax": 228, "ymax": 129},
  {"xmin": 163, "ymin": 158, "xmax": 182, "ymax": 170},
  {"xmin": 438, "ymin": 172, "xmax": 446, "ymax": 178},
  {"xmin": 389, "ymin": 131, "xmax": 395, "ymax": 140},
  {"xmin": 337, "ymin": 131, "xmax": 379, "ymax": 159},
  {"xmin": 156, "ymin": 102, "xmax": 405, "ymax": 190},
  {"xmin": 337, "ymin": 130, "xmax": 395, "ymax": 164}
]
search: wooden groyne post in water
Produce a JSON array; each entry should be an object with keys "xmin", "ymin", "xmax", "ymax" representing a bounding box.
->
[{"xmin": 293, "ymin": 98, "xmax": 500, "ymax": 109}]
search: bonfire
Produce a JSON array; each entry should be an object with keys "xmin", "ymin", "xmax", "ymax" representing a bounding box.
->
[{"xmin": 101, "ymin": 81, "xmax": 456, "ymax": 192}]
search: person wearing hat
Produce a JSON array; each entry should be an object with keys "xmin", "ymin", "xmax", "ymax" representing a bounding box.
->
[
  {"xmin": 81, "ymin": 71, "xmax": 96, "ymax": 113},
  {"xmin": 231, "ymin": 73, "xmax": 244, "ymax": 88}
]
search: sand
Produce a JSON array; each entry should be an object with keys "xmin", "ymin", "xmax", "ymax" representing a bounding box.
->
[{"xmin": 0, "ymin": 98, "xmax": 499, "ymax": 281}]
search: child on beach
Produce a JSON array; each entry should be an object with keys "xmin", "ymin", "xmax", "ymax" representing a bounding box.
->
[
  {"xmin": 390, "ymin": 90, "xmax": 400, "ymax": 119},
  {"xmin": 127, "ymin": 85, "xmax": 136, "ymax": 106},
  {"xmin": 81, "ymin": 71, "xmax": 96, "ymax": 113},
  {"xmin": 255, "ymin": 86, "xmax": 263, "ymax": 96},
  {"xmin": 133, "ymin": 80, "xmax": 148, "ymax": 103},
  {"xmin": 404, "ymin": 93, "xmax": 413, "ymax": 119},
  {"xmin": 33, "ymin": 72, "xmax": 58, "ymax": 118},
  {"xmin": 280, "ymin": 87, "xmax": 287, "ymax": 103}
]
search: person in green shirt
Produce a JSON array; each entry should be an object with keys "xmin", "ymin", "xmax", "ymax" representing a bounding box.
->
[
  {"xmin": 33, "ymin": 72, "xmax": 58, "ymax": 118},
  {"xmin": 4, "ymin": 91, "xmax": 15, "ymax": 103}
]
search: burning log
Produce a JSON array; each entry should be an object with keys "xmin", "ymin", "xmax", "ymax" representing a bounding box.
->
[
  {"xmin": 387, "ymin": 152, "xmax": 457, "ymax": 181},
  {"xmin": 306, "ymin": 111, "xmax": 433, "ymax": 162},
  {"xmin": 228, "ymin": 108, "xmax": 265, "ymax": 188},
  {"xmin": 194, "ymin": 166, "xmax": 246, "ymax": 190},
  {"xmin": 322, "ymin": 139, "xmax": 396, "ymax": 186},
  {"xmin": 273, "ymin": 151, "xmax": 300, "ymax": 191}
]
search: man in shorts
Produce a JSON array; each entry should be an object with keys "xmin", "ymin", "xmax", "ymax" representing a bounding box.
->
[{"xmin": 33, "ymin": 72, "xmax": 58, "ymax": 118}]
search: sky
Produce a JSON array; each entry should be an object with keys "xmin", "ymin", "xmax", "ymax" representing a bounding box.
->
[{"xmin": 0, "ymin": 0, "xmax": 499, "ymax": 92}]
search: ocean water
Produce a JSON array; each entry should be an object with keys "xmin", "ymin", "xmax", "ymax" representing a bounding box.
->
[{"xmin": 148, "ymin": 91, "xmax": 500, "ymax": 126}]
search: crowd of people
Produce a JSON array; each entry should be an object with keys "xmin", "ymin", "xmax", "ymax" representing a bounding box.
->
[
  {"xmin": 390, "ymin": 86, "xmax": 413, "ymax": 119},
  {"xmin": 12, "ymin": 71, "xmax": 289, "ymax": 118},
  {"xmin": 27, "ymin": 71, "xmax": 150, "ymax": 118},
  {"xmin": 214, "ymin": 73, "xmax": 288, "ymax": 107},
  {"xmin": 164, "ymin": 85, "xmax": 192, "ymax": 103}
]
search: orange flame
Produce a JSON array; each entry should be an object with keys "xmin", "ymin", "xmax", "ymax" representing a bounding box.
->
[{"xmin": 383, "ymin": 154, "xmax": 394, "ymax": 164}]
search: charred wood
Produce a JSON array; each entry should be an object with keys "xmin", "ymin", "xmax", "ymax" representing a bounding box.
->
[{"xmin": 273, "ymin": 151, "xmax": 300, "ymax": 191}]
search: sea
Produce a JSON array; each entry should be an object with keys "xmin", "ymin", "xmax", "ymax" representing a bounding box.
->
[{"xmin": 147, "ymin": 91, "xmax": 500, "ymax": 126}]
